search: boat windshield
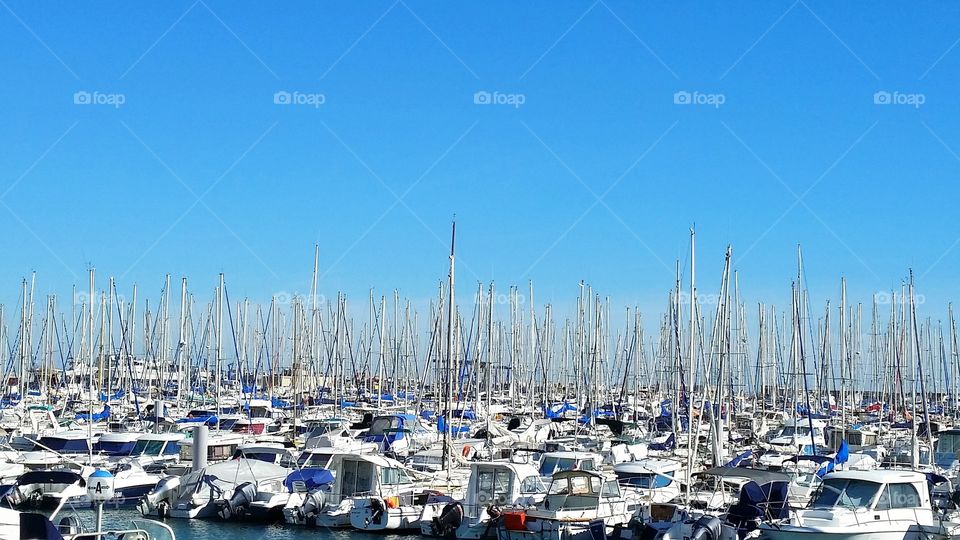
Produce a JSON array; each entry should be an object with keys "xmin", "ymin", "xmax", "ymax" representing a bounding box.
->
[
  {"xmin": 131, "ymin": 439, "xmax": 165, "ymax": 456},
  {"xmin": 369, "ymin": 417, "xmax": 401, "ymax": 436},
  {"xmin": 297, "ymin": 452, "xmax": 332, "ymax": 469},
  {"xmin": 811, "ymin": 479, "xmax": 882, "ymax": 509},
  {"xmin": 549, "ymin": 474, "xmax": 601, "ymax": 496},
  {"xmin": 539, "ymin": 457, "xmax": 577, "ymax": 476},
  {"xmin": 616, "ymin": 471, "xmax": 673, "ymax": 489}
]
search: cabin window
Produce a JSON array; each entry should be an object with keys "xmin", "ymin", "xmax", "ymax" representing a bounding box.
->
[
  {"xmin": 520, "ymin": 476, "xmax": 546, "ymax": 494},
  {"xmin": 581, "ymin": 459, "xmax": 596, "ymax": 471},
  {"xmin": 209, "ymin": 444, "xmax": 234, "ymax": 460},
  {"xmin": 601, "ymin": 480, "xmax": 620, "ymax": 498},
  {"xmin": 340, "ymin": 460, "xmax": 358, "ymax": 496},
  {"xmin": 477, "ymin": 469, "xmax": 514, "ymax": 504},
  {"xmin": 163, "ymin": 442, "xmax": 180, "ymax": 455},
  {"xmin": 341, "ymin": 460, "xmax": 376, "ymax": 495},
  {"xmin": 381, "ymin": 467, "xmax": 411, "ymax": 485},
  {"xmin": 553, "ymin": 475, "xmax": 598, "ymax": 496},
  {"xmin": 875, "ymin": 483, "xmax": 921, "ymax": 509},
  {"xmin": 812, "ymin": 479, "xmax": 881, "ymax": 509}
]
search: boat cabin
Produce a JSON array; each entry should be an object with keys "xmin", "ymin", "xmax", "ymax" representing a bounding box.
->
[
  {"xmin": 533, "ymin": 470, "xmax": 625, "ymax": 516},
  {"xmin": 464, "ymin": 461, "xmax": 544, "ymax": 519},
  {"xmin": 803, "ymin": 470, "xmax": 935, "ymax": 526}
]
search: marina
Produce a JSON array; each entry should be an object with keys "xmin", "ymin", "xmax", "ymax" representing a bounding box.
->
[
  {"xmin": 3, "ymin": 234, "xmax": 960, "ymax": 540},
  {"xmin": 2, "ymin": 2, "xmax": 957, "ymax": 539}
]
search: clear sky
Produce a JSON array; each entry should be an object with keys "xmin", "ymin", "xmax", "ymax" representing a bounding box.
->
[{"xmin": 1, "ymin": 1, "xmax": 958, "ymax": 319}]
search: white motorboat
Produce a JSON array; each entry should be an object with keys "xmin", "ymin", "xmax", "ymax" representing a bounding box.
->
[
  {"xmin": 421, "ymin": 460, "xmax": 546, "ymax": 539},
  {"xmin": 497, "ymin": 469, "xmax": 641, "ymax": 540},
  {"xmin": 759, "ymin": 469, "xmax": 960, "ymax": 540},
  {"xmin": 138, "ymin": 458, "xmax": 289, "ymax": 519}
]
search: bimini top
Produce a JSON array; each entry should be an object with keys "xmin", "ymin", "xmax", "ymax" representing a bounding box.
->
[
  {"xmin": 823, "ymin": 469, "xmax": 927, "ymax": 484},
  {"xmin": 550, "ymin": 469, "xmax": 608, "ymax": 481},
  {"xmin": 15, "ymin": 470, "xmax": 85, "ymax": 487},
  {"xmin": 697, "ymin": 467, "xmax": 789, "ymax": 485},
  {"xmin": 341, "ymin": 452, "xmax": 405, "ymax": 469}
]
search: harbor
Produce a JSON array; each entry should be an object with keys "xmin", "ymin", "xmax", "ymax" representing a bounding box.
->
[
  {"xmin": 3, "ymin": 232, "xmax": 960, "ymax": 540},
  {"xmin": 3, "ymin": 2, "xmax": 958, "ymax": 539}
]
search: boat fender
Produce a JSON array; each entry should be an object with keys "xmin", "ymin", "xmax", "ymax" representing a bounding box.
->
[{"xmin": 690, "ymin": 515, "xmax": 722, "ymax": 540}]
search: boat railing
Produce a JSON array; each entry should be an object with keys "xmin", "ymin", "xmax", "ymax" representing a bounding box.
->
[{"xmin": 68, "ymin": 519, "xmax": 176, "ymax": 540}]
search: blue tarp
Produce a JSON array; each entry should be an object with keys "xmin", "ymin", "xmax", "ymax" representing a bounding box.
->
[
  {"xmin": 723, "ymin": 450, "xmax": 754, "ymax": 468},
  {"xmin": 545, "ymin": 402, "xmax": 577, "ymax": 418},
  {"xmin": 175, "ymin": 415, "xmax": 219, "ymax": 426},
  {"xmin": 437, "ymin": 415, "xmax": 471, "ymax": 434},
  {"xmin": 284, "ymin": 468, "xmax": 334, "ymax": 493},
  {"xmin": 817, "ymin": 440, "xmax": 850, "ymax": 478},
  {"xmin": 99, "ymin": 389, "xmax": 125, "ymax": 402},
  {"xmin": 75, "ymin": 404, "xmax": 110, "ymax": 422},
  {"xmin": 650, "ymin": 433, "xmax": 676, "ymax": 451}
]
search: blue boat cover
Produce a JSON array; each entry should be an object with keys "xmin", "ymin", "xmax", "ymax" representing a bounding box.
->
[{"xmin": 284, "ymin": 468, "xmax": 334, "ymax": 492}]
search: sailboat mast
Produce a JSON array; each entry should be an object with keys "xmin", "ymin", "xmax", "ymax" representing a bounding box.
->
[
  {"xmin": 443, "ymin": 219, "xmax": 456, "ymax": 477},
  {"xmin": 686, "ymin": 227, "xmax": 695, "ymax": 497}
]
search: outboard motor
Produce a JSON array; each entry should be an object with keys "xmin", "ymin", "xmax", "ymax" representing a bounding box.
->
[
  {"xmin": 218, "ymin": 482, "xmax": 257, "ymax": 520},
  {"xmin": 430, "ymin": 502, "xmax": 463, "ymax": 538},
  {"xmin": 300, "ymin": 489, "xmax": 327, "ymax": 518},
  {"xmin": 365, "ymin": 497, "xmax": 386, "ymax": 526},
  {"xmin": 138, "ymin": 475, "xmax": 181, "ymax": 518},
  {"xmin": 689, "ymin": 515, "xmax": 723, "ymax": 540}
]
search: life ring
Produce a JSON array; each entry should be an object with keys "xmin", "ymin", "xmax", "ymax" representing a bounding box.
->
[{"xmin": 462, "ymin": 445, "xmax": 474, "ymax": 458}]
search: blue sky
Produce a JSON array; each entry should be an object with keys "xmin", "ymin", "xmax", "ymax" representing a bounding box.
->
[{"xmin": 1, "ymin": 1, "xmax": 958, "ymax": 319}]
